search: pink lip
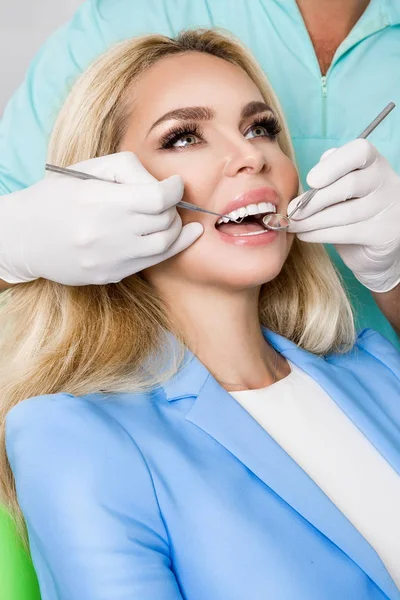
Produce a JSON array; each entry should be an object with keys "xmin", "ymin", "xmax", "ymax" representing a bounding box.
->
[
  {"xmin": 221, "ymin": 186, "xmax": 279, "ymax": 217},
  {"xmin": 216, "ymin": 228, "xmax": 279, "ymax": 247}
]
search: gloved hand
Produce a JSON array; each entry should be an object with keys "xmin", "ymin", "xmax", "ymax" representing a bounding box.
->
[
  {"xmin": 287, "ymin": 139, "xmax": 400, "ymax": 293},
  {"xmin": 0, "ymin": 152, "xmax": 203, "ymax": 285}
]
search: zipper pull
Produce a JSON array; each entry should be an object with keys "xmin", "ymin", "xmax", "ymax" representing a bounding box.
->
[{"xmin": 321, "ymin": 75, "xmax": 327, "ymax": 97}]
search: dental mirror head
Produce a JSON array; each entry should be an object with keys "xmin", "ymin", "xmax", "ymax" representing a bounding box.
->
[{"xmin": 262, "ymin": 213, "xmax": 290, "ymax": 230}]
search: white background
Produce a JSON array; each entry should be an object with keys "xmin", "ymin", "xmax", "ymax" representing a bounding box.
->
[{"xmin": 0, "ymin": 0, "xmax": 83, "ymax": 116}]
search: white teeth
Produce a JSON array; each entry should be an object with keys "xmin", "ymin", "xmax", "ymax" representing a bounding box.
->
[
  {"xmin": 216, "ymin": 201, "xmax": 277, "ymax": 225},
  {"xmin": 258, "ymin": 202, "xmax": 276, "ymax": 214},
  {"xmin": 246, "ymin": 203, "xmax": 259, "ymax": 215},
  {"xmin": 232, "ymin": 229, "xmax": 270, "ymax": 237},
  {"xmin": 228, "ymin": 209, "xmax": 241, "ymax": 221}
]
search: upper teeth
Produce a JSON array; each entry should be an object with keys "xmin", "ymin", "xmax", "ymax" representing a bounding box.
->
[{"xmin": 217, "ymin": 202, "xmax": 276, "ymax": 224}]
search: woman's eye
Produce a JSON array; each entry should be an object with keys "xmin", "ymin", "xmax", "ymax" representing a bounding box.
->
[
  {"xmin": 173, "ymin": 134, "xmax": 199, "ymax": 148},
  {"xmin": 245, "ymin": 125, "xmax": 269, "ymax": 139}
]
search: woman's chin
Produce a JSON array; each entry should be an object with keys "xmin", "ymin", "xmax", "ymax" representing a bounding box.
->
[
  {"xmin": 218, "ymin": 267, "xmax": 284, "ymax": 290},
  {"xmin": 145, "ymin": 226, "xmax": 292, "ymax": 290},
  {"xmin": 203, "ymin": 252, "xmax": 287, "ymax": 289}
]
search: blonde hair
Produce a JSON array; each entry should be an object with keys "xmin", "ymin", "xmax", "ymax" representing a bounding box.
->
[{"xmin": 0, "ymin": 28, "xmax": 355, "ymax": 540}]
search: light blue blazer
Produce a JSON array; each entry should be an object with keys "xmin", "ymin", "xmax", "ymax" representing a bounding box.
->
[{"xmin": 5, "ymin": 328, "xmax": 400, "ymax": 600}]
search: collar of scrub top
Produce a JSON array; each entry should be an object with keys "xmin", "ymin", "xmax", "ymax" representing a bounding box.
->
[{"xmin": 158, "ymin": 326, "xmax": 400, "ymax": 600}]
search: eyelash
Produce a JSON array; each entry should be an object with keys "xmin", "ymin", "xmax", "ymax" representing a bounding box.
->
[{"xmin": 158, "ymin": 114, "xmax": 282, "ymax": 150}]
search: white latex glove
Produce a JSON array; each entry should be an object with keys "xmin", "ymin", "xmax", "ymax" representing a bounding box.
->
[
  {"xmin": 0, "ymin": 152, "xmax": 203, "ymax": 285},
  {"xmin": 287, "ymin": 139, "xmax": 400, "ymax": 293}
]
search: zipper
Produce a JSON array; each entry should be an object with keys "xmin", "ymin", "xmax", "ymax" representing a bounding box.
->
[{"xmin": 321, "ymin": 76, "xmax": 328, "ymax": 137}]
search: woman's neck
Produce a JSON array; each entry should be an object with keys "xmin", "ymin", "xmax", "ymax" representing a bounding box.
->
[{"xmin": 161, "ymin": 283, "xmax": 284, "ymax": 390}]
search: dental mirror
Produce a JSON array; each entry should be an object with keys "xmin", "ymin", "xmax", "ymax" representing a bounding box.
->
[{"xmin": 262, "ymin": 213, "xmax": 290, "ymax": 230}]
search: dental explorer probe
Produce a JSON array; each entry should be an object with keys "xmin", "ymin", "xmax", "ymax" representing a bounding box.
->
[
  {"xmin": 45, "ymin": 163, "xmax": 232, "ymax": 220},
  {"xmin": 286, "ymin": 101, "xmax": 396, "ymax": 220}
]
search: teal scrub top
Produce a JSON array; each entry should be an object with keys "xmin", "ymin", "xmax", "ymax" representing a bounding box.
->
[{"xmin": 0, "ymin": 0, "xmax": 399, "ymax": 348}]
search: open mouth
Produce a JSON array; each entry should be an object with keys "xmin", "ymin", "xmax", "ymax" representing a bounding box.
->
[{"xmin": 215, "ymin": 202, "xmax": 276, "ymax": 237}]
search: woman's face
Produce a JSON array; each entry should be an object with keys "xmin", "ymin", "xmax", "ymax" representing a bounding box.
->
[{"xmin": 119, "ymin": 51, "xmax": 299, "ymax": 290}]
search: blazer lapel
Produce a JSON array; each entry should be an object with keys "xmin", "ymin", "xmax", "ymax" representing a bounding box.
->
[{"xmin": 165, "ymin": 329, "xmax": 400, "ymax": 600}]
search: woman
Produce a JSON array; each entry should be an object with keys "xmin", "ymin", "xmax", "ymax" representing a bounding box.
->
[{"xmin": 1, "ymin": 28, "xmax": 399, "ymax": 600}]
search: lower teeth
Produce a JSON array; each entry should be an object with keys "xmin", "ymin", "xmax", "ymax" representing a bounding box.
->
[{"xmin": 232, "ymin": 229, "xmax": 270, "ymax": 237}]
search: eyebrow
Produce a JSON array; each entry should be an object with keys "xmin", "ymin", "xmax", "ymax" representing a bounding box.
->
[{"xmin": 146, "ymin": 101, "xmax": 273, "ymax": 138}]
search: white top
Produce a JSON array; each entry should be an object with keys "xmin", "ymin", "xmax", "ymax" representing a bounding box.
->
[{"xmin": 229, "ymin": 360, "xmax": 400, "ymax": 588}]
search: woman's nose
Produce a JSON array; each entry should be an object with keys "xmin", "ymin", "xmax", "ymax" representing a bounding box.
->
[{"xmin": 222, "ymin": 138, "xmax": 269, "ymax": 177}]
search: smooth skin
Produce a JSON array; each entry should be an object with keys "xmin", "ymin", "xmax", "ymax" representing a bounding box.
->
[{"xmin": 119, "ymin": 50, "xmax": 298, "ymax": 389}]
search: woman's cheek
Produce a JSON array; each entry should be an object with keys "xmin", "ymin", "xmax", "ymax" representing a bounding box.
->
[
  {"xmin": 271, "ymin": 159, "xmax": 299, "ymax": 207},
  {"xmin": 178, "ymin": 179, "xmax": 214, "ymax": 226}
]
